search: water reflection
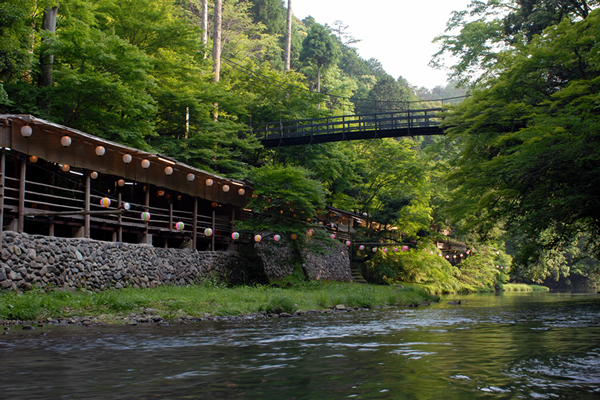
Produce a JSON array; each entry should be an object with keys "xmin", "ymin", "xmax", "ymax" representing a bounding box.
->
[{"xmin": 1, "ymin": 292, "xmax": 599, "ymax": 399}]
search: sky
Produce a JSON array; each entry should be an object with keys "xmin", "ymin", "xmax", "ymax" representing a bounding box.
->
[{"xmin": 291, "ymin": 0, "xmax": 472, "ymax": 89}]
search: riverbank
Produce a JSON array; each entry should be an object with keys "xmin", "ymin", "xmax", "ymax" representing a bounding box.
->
[
  {"xmin": 503, "ymin": 283, "xmax": 550, "ymax": 292},
  {"xmin": 0, "ymin": 282, "xmax": 438, "ymax": 326}
]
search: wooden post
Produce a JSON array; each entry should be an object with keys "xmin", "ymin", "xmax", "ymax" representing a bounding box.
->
[
  {"xmin": 168, "ymin": 201, "xmax": 173, "ymax": 232},
  {"xmin": 192, "ymin": 197, "xmax": 198, "ymax": 250},
  {"xmin": 84, "ymin": 171, "xmax": 90, "ymax": 238},
  {"xmin": 118, "ymin": 192, "xmax": 122, "ymax": 242},
  {"xmin": 211, "ymin": 210, "xmax": 216, "ymax": 251},
  {"xmin": 0, "ymin": 150, "xmax": 5, "ymax": 247},
  {"xmin": 144, "ymin": 185, "xmax": 150, "ymax": 244},
  {"xmin": 18, "ymin": 158, "xmax": 26, "ymax": 233}
]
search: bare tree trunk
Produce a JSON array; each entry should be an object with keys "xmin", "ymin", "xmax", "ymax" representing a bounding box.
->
[
  {"xmin": 212, "ymin": 0, "xmax": 222, "ymax": 121},
  {"xmin": 201, "ymin": 0, "xmax": 208, "ymax": 58},
  {"xmin": 284, "ymin": 0, "xmax": 292, "ymax": 71},
  {"xmin": 40, "ymin": 5, "xmax": 59, "ymax": 87}
]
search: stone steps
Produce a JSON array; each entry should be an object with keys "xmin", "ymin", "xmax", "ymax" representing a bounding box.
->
[{"xmin": 350, "ymin": 264, "xmax": 368, "ymax": 284}]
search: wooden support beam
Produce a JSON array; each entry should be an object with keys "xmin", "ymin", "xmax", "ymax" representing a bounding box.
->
[
  {"xmin": 84, "ymin": 171, "xmax": 90, "ymax": 238},
  {"xmin": 118, "ymin": 192, "xmax": 122, "ymax": 242},
  {"xmin": 0, "ymin": 150, "xmax": 5, "ymax": 247},
  {"xmin": 18, "ymin": 158, "xmax": 25, "ymax": 232},
  {"xmin": 211, "ymin": 210, "xmax": 215, "ymax": 251},
  {"xmin": 192, "ymin": 197, "xmax": 198, "ymax": 249}
]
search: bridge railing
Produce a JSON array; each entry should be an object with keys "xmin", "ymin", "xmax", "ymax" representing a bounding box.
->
[{"xmin": 248, "ymin": 108, "xmax": 444, "ymax": 140}]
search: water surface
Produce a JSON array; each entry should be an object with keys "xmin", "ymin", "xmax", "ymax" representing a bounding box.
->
[{"xmin": 1, "ymin": 291, "xmax": 599, "ymax": 399}]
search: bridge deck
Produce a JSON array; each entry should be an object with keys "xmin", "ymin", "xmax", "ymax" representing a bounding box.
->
[{"xmin": 248, "ymin": 108, "xmax": 445, "ymax": 147}]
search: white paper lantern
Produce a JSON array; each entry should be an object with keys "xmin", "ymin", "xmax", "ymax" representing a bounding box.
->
[
  {"xmin": 122, "ymin": 154, "xmax": 132, "ymax": 164},
  {"xmin": 141, "ymin": 159, "xmax": 150, "ymax": 169},
  {"xmin": 21, "ymin": 125, "xmax": 32, "ymax": 137},
  {"xmin": 61, "ymin": 136, "xmax": 72, "ymax": 147},
  {"xmin": 95, "ymin": 146, "xmax": 106, "ymax": 156}
]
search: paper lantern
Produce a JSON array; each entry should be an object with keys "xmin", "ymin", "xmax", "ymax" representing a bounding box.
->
[
  {"xmin": 164, "ymin": 166, "xmax": 173, "ymax": 175},
  {"xmin": 346, "ymin": 241, "xmax": 351, "ymax": 246},
  {"xmin": 141, "ymin": 211, "xmax": 151, "ymax": 222},
  {"xmin": 21, "ymin": 125, "xmax": 32, "ymax": 137},
  {"xmin": 117, "ymin": 179, "xmax": 125, "ymax": 187},
  {"xmin": 446, "ymin": 255, "xmax": 450, "ymax": 259},
  {"xmin": 95, "ymin": 146, "xmax": 105, "ymax": 156},
  {"xmin": 61, "ymin": 164, "xmax": 70, "ymax": 172},
  {"xmin": 222, "ymin": 184, "xmax": 230, "ymax": 193},
  {"xmin": 100, "ymin": 197, "xmax": 111, "ymax": 208},
  {"xmin": 90, "ymin": 171, "xmax": 98, "ymax": 179},
  {"xmin": 274, "ymin": 234, "xmax": 281, "ymax": 242},
  {"xmin": 372, "ymin": 247, "xmax": 378, "ymax": 253},
  {"xmin": 238, "ymin": 188, "xmax": 245, "ymax": 196},
  {"xmin": 290, "ymin": 233, "xmax": 297, "ymax": 240},
  {"xmin": 205, "ymin": 178, "xmax": 213, "ymax": 187},
  {"xmin": 187, "ymin": 173, "xmax": 195, "ymax": 182},
  {"xmin": 393, "ymin": 247, "xmax": 398, "ymax": 252},
  {"xmin": 141, "ymin": 159, "xmax": 150, "ymax": 169},
  {"xmin": 402, "ymin": 246, "xmax": 409, "ymax": 252},
  {"xmin": 254, "ymin": 234, "xmax": 262, "ymax": 243},
  {"xmin": 359, "ymin": 245, "xmax": 365, "ymax": 250},
  {"xmin": 29, "ymin": 155, "xmax": 38, "ymax": 163},
  {"xmin": 122, "ymin": 154, "xmax": 132, "ymax": 164},
  {"xmin": 61, "ymin": 136, "xmax": 72, "ymax": 147},
  {"xmin": 331, "ymin": 234, "xmax": 336, "ymax": 239},
  {"xmin": 204, "ymin": 228, "xmax": 213, "ymax": 237},
  {"xmin": 175, "ymin": 221, "xmax": 185, "ymax": 231},
  {"xmin": 231, "ymin": 232, "xmax": 240, "ymax": 240}
]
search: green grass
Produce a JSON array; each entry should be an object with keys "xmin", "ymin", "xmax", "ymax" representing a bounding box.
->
[
  {"xmin": 503, "ymin": 283, "xmax": 550, "ymax": 292},
  {"xmin": 0, "ymin": 282, "xmax": 438, "ymax": 322}
]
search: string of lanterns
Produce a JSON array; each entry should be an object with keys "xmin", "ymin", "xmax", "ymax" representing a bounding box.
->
[{"xmin": 20, "ymin": 124, "xmax": 247, "ymax": 196}]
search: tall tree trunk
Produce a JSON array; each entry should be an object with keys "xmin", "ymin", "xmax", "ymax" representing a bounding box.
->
[
  {"xmin": 284, "ymin": 0, "xmax": 292, "ymax": 71},
  {"xmin": 40, "ymin": 5, "xmax": 59, "ymax": 88},
  {"xmin": 201, "ymin": 0, "xmax": 208, "ymax": 58},
  {"xmin": 212, "ymin": 0, "xmax": 222, "ymax": 121}
]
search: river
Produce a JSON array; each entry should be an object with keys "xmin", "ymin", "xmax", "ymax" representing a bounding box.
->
[{"xmin": 1, "ymin": 291, "xmax": 599, "ymax": 399}]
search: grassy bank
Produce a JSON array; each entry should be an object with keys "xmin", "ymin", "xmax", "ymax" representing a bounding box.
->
[
  {"xmin": 503, "ymin": 283, "xmax": 550, "ymax": 292},
  {"xmin": 0, "ymin": 282, "xmax": 437, "ymax": 323}
]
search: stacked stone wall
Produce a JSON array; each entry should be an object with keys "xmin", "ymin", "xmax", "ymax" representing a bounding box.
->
[
  {"xmin": 0, "ymin": 231, "xmax": 246, "ymax": 291},
  {"xmin": 0, "ymin": 231, "xmax": 354, "ymax": 292},
  {"xmin": 254, "ymin": 238, "xmax": 353, "ymax": 282}
]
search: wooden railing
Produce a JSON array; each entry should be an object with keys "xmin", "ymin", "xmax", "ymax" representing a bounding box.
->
[{"xmin": 248, "ymin": 108, "xmax": 445, "ymax": 147}]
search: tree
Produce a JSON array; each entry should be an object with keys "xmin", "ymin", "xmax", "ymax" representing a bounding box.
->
[
  {"xmin": 431, "ymin": 0, "xmax": 599, "ymax": 86},
  {"xmin": 247, "ymin": 0, "xmax": 286, "ymax": 35},
  {"xmin": 0, "ymin": 0, "xmax": 35, "ymax": 99},
  {"xmin": 299, "ymin": 23, "xmax": 340, "ymax": 93},
  {"xmin": 442, "ymin": 10, "xmax": 600, "ymax": 266},
  {"xmin": 284, "ymin": 0, "xmax": 292, "ymax": 71},
  {"xmin": 236, "ymin": 165, "xmax": 327, "ymax": 236}
]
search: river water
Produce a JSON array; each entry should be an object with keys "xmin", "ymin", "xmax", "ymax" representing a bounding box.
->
[{"xmin": 1, "ymin": 291, "xmax": 599, "ymax": 399}]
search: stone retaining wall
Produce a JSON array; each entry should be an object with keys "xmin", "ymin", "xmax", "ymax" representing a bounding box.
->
[
  {"xmin": 0, "ymin": 231, "xmax": 354, "ymax": 292},
  {"xmin": 0, "ymin": 231, "xmax": 247, "ymax": 291},
  {"xmin": 254, "ymin": 238, "xmax": 353, "ymax": 282}
]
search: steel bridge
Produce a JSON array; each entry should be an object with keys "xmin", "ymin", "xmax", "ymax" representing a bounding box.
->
[{"xmin": 249, "ymin": 107, "xmax": 445, "ymax": 148}]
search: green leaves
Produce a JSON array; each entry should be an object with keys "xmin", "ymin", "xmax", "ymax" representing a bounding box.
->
[
  {"xmin": 442, "ymin": 10, "xmax": 600, "ymax": 264},
  {"xmin": 238, "ymin": 164, "xmax": 327, "ymax": 235}
]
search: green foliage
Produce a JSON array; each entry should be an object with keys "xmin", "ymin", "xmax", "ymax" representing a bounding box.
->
[
  {"xmin": 442, "ymin": 10, "xmax": 600, "ymax": 267},
  {"xmin": 364, "ymin": 245, "xmax": 462, "ymax": 293},
  {"xmin": 432, "ymin": 0, "xmax": 599, "ymax": 87},
  {"xmin": 237, "ymin": 164, "xmax": 327, "ymax": 235},
  {"xmin": 0, "ymin": 0, "xmax": 35, "ymax": 84}
]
